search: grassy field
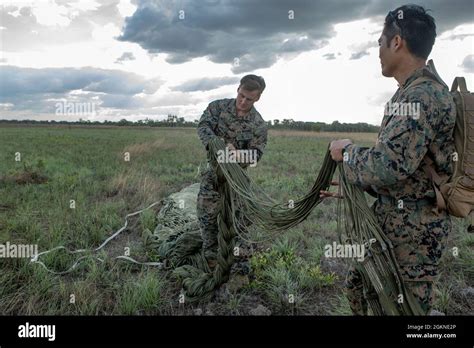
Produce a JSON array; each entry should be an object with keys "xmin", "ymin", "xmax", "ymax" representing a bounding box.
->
[{"xmin": 0, "ymin": 125, "xmax": 472, "ymax": 315}]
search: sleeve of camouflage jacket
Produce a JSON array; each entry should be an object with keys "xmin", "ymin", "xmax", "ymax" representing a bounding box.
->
[
  {"xmin": 342, "ymin": 87, "xmax": 437, "ymax": 187},
  {"xmin": 197, "ymin": 101, "xmax": 221, "ymax": 149},
  {"xmin": 249, "ymin": 122, "xmax": 268, "ymax": 163}
]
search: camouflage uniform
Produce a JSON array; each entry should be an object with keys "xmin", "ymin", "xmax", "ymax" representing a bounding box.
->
[
  {"xmin": 197, "ymin": 98, "xmax": 268, "ymax": 259},
  {"xmin": 342, "ymin": 66, "xmax": 456, "ymax": 314}
]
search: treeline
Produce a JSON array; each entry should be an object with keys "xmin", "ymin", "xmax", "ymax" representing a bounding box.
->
[
  {"xmin": 0, "ymin": 115, "xmax": 379, "ymax": 133},
  {"xmin": 270, "ymin": 119, "xmax": 379, "ymax": 132},
  {"xmin": 0, "ymin": 115, "xmax": 198, "ymax": 128}
]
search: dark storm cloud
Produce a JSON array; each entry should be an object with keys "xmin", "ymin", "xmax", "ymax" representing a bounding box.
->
[
  {"xmin": 0, "ymin": 65, "xmax": 160, "ymax": 96},
  {"xmin": 0, "ymin": 65, "xmax": 161, "ymax": 111},
  {"xmin": 171, "ymin": 76, "xmax": 240, "ymax": 92},
  {"xmin": 118, "ymin": 0, "xmax": 365, "ymax": 73},
  {"xmin": 118, "ymin": 0, "xmax": 473, "ymax": 72}
]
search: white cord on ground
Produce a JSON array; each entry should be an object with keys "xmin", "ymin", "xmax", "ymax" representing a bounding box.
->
[{"xmin": 30, "ymin": 201, "xmax": 163, "ymax": 275}]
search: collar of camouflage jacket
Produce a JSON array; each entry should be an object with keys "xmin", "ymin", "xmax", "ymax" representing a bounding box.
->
[
  {"xmin": 402, "ymin": 64, "xmax": 442, "ymax": 90},
  {"xmin": 226, "ymin": 98, "xmax": 258, "ymax": 121}
]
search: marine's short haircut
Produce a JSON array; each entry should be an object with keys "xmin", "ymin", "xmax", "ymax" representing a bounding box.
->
[
  {"xmin": 239, "ymin": 75, "xmax": 266, "ymax": 93},
  {"xmin": 384, "ymin": 4, "xmax": 436, "ymax": 59}
]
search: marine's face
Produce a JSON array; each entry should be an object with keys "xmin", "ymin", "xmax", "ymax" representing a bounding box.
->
[
  {"xmin": 378, "ymin": 29, "xmax": 401, "ymax": 78},
  {"xmin": 378, "ymin": 33, "xmax": 394, "ymax": 77},
  {"xmin": 236, "ymin": 87, "xmax": 260, "ymax": 113}
]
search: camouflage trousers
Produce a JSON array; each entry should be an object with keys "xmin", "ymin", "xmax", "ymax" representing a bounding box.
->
[
  {"xmin": 197, "ymin": 165, "xmax": 250, "ymax": 260},
  {"xmin": 197, "ymin": 167, "xmax": 221, "ymax": 259},
  {"xmin": 345, "ymin": 197, "xmax": 451, "ymax": 315}
]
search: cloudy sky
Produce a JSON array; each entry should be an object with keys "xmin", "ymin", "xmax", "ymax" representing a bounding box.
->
[{"xmin": 0, "ymin": 0, "xmax": 473, "ymax": 125}]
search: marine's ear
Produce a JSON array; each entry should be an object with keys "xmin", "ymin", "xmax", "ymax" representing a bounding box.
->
[{"xmin": 391, "ymin": 35, "xmax": 403, "ymax": 51}]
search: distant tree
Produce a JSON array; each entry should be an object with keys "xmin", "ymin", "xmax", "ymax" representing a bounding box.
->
[
  {"xmin": 167, "ymin": 114, "xmax": 177, "ymax": 123},
  {"xmin": 117, "ymin": 118, "xmax": 129, "ymax": 126}
]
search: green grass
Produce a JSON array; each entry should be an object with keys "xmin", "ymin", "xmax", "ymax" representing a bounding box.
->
[
  {"xmin": 0, "ymin": 125, "xmax": 472, "ymax": 315},
  {"xmin": 248, "ymin": 236, "xmax": 337, "ymax": 313}
]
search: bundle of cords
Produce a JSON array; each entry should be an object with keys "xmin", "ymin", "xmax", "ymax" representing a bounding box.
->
[
  {"xmin": 171, "ymin": 137, "xmax": 336, "ymax": 302},
  {"xmin": 336, "ymin": 162, "xmax": 424, "ymax": 315}
]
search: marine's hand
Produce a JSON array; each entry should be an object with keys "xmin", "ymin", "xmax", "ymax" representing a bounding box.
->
[
  {"xmin": 329, "ymin": 139, "xmax": 353, "ymax": 162},
  {"xmin": 319, "ymin": 180, "xmax": 343, "ymax": 199}
]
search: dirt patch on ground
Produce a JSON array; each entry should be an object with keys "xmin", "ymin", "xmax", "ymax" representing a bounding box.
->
[
  {"xmin": 0, "ymin": 203, "xmax": 15, "ymax": 211},
  {"xmin": 0, "ymin": 171, "xmax": 48, "ymax": 185}
]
